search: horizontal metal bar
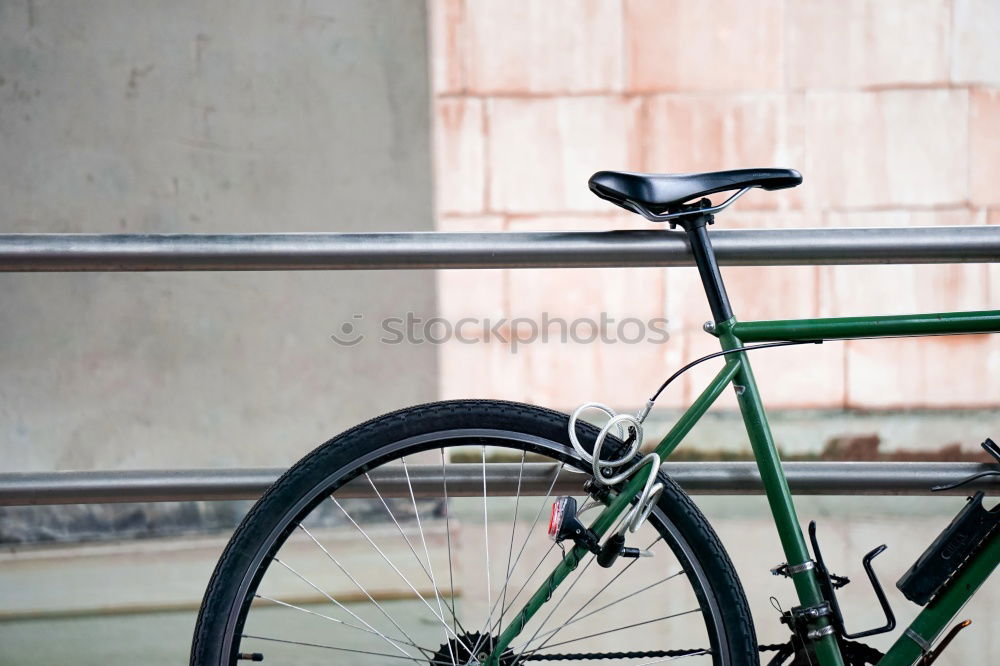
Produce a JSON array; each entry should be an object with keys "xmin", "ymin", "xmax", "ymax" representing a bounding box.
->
[
  {"xmin": 0, "ymin": 226, "xmax": 997, "ymax": 272},
  {"xmin": 1, "ymin": 462, "xmax": 997, "ymax": 506}
]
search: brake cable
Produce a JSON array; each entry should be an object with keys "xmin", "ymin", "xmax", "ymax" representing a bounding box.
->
[{"xmin": 567, "ymin": 338, "xmax": 822, "ymax": 534}]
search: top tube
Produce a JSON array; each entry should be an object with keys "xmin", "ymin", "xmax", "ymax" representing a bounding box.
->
[{"xmin": 730, "ymin": 310, "xmax": 1000, "ymax": 343}]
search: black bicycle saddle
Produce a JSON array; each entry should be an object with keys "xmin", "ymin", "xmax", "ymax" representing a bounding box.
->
[{"xmin": 589, "ymin": 168, "xmax": 802, "ymax": 215}]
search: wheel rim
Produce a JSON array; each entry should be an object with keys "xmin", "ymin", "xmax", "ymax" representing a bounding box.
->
[{"xmin": 218, "ymin": 428, "xmax": 730, "ymax": 665}]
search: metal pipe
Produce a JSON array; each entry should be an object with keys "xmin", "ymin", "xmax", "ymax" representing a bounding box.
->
[
  {"xmin": 0, "ymin": 226, "xmax": 997, "ymax": 272},
  {"xmin": 1, "ymin": 462, "xmax": 997, "ymax": 506}
]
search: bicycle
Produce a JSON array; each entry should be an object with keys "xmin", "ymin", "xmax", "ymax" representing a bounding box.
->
[{"xmin": 190, "ymin": 168, "xmax": 1000, "ymax": 666}]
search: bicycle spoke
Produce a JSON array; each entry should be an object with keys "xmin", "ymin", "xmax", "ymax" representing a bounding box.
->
[
  {"xmin": 332, "ymin": 498, "xmax": 473, "ymax": 652},
  {"xmin": 554, "ymin": 537, "xmax": 664, "ymax": 627},
  {"xmin": 440, "ymin": 448, "xmax": 459, "ymax": 635},
  {"xmin": 513, "ymin": 510, "xmax": 631, "ymax": 655},
  {"xmin": 295, "ymin": 524, "xmax": 425, "ymax": 653},
  {"xmin": 520, "ymin": 607, "xmax": 702, "ymax": 657},
  {"xmin": 466, "ymin": 444, "xmax": 495, "ymax": 660},
  {"xmin": 402, "ymin": 456, "xmax": 457, "ymax": 666},
  {"xmin": 505, "ymin": 462, "xmax": 564, "ymax": 580},
  {"xmin": 270, "ymin": 557, "xmax": 415, "ymax": 660},
  {"xmin": 482, "ymin": 463, "xmax": 565, "ymax": 632},
  {"xmin": 519, "ymin": 541, "xmax": 671, "ymax": 651},
  {"xmin": 254, "ymin": 593, "xmax": 433, "ymax": 655},
  {"xmin": 364, "ymin": 467, "xmax": 470, "ymax": 656},
  {"xmin": 489, "ymin": 540, "xmax": 560, "ymax": 634},
  {"xmin": 497, "ymin": 449, "xmax": 526, "ymax": 635},
  {"xmin": 560, "ymin": 570, "xmax": 684, "ymax": 631},
  {"xmin": 365, "ymin": 473, "xmax": 439, "ymax": 589},
  {"xmin": 520, "ymin": 573, "xmax": 683, "ymax": 652},
  {"xmin": 482, "ymin": 445, "xmax": 492, "ymax": 612},
  {"xmin": 241, "ymin": 634, "xmax": 454, "ymax": 665}
]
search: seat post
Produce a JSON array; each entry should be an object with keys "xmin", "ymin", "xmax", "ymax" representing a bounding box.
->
[{"xmin": 678, "ymin": 213, "xmax": 734, "ymax": 325}]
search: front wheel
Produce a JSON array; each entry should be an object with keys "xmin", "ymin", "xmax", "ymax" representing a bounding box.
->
[{"xmin": 191, "ymin": 400, "xmax": 758, "ymax": 665}]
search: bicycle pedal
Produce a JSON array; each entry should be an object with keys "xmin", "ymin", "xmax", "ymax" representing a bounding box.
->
[{"xmin": 897, "ymin": 491, "xmax": 1000, "ymax": 606}]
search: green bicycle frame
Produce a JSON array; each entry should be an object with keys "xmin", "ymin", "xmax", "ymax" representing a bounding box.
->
[
  {"xmin": 488, "ymin": 307, "xmax": 1000, "ymax": 666},
  {"xmin": 486, "ymin": 208, "xmax": 1000, "ymax": 666},
  {"xmin": 486, "ymin": 311, "xmax": 1000, "ymax": 666},
  {"xmin": 727, "ymin": 311, "xmax": 1000, "ymax": 666}
]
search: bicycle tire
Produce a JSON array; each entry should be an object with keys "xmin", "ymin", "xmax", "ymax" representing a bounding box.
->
[{"xmin": 191, "ymin": 399, "xmax": 758, "ymax": 665}]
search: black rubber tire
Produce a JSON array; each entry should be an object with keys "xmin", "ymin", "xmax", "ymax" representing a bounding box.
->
[{"xmin": 191, "ymin": 400, "xmax": 758, "ymax": 665}]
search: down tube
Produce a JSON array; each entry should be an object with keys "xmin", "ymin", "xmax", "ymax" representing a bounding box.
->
[
  {"xmin": 486, "ymin": 360, "xmax": 742, "ymax": 665},
  {"xmin": 718, "ymin": 323, "xmax": 845, "ymax": 666}
]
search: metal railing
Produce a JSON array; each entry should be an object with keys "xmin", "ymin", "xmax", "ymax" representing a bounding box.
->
[
  {"xmin": 0, "ymin": 462, "xmax": 998, "ymax": 506},
  {"xmin": 2, "ymin": 225, "xmax": 998, "ymax": 504},
  {"xmin": 1, "ymin": 226, "xmax": 998, "ymax": 271}
]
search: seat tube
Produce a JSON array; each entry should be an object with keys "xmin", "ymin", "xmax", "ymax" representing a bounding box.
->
[
  {"xmin": 718, "ymin": 328, "xmax": 845, "ymax": 666},
  {"xmin": 682, "ymin": 215, "xmax": 733, "ymax": 325},
  {"xmin": 681, "ymin": 217, "xmax": 845, "ymax": 665}
]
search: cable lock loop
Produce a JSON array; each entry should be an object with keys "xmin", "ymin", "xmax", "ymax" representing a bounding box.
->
[
  {"xmin": 567, "ymin": 402, "xmax": 662, "ymax": 533},
  {"xmin": 567, "ymin": 341, "xmax": 822, "ymax": 535}
]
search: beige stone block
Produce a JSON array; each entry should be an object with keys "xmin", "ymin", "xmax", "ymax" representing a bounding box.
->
[
  {"xmin": 487, "ymin": 97, "xmax": 642, "ymax": 213},
  {"xmin": 787, "ymin": 0, "xmax": 949, "ymax": 89},
  {"xmin": 846, "ymin": 335, "xmax": 1000, "ymax": 408},
  {"xmin": 971, "ymin": 88, "xmax": 1000, "ymax": 206},
  {"xmin": 625, "ymin": 0, "xmax": 783, "ymax": 92},
  {"xmin": 820, "ymin": 263, "xmax": 989, "ymax": 319},
  {"xmin": 438, "ymin": 337, "xmax": 529, "ymax": 402},
  {"xmin": 514, "ymin": 329, "xmax": 686, "ymax": 410},
  {"xmin": 434, "ymin": 98, "xmax": 485, "ymax": 214},
  {"xmin": 952, "ymin": 0, "xmax": 1000, "ymax": 85},
  {"xmin": 429, "ymin": 0, "xmax": 467, "ymax": 93},
  {"xmin": 465, "ymin": 0, "xmax": 624, "ymax": 94},
  {"xmin": 643, "ymin": 94, "xmax": 805, "ymax": 210},
  {"xmin": 804, "ymin": 90, "xmax": 968, "ymax": 207}
]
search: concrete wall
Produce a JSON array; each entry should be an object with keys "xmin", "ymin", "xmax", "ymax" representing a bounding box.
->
[
  {"xmin": 0, "ymin": 1, "xmax": 438, "ymax": 473},
  {"xmin": 432, "ymin": 0, "xmax": 1000, "ymax": 418}
]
